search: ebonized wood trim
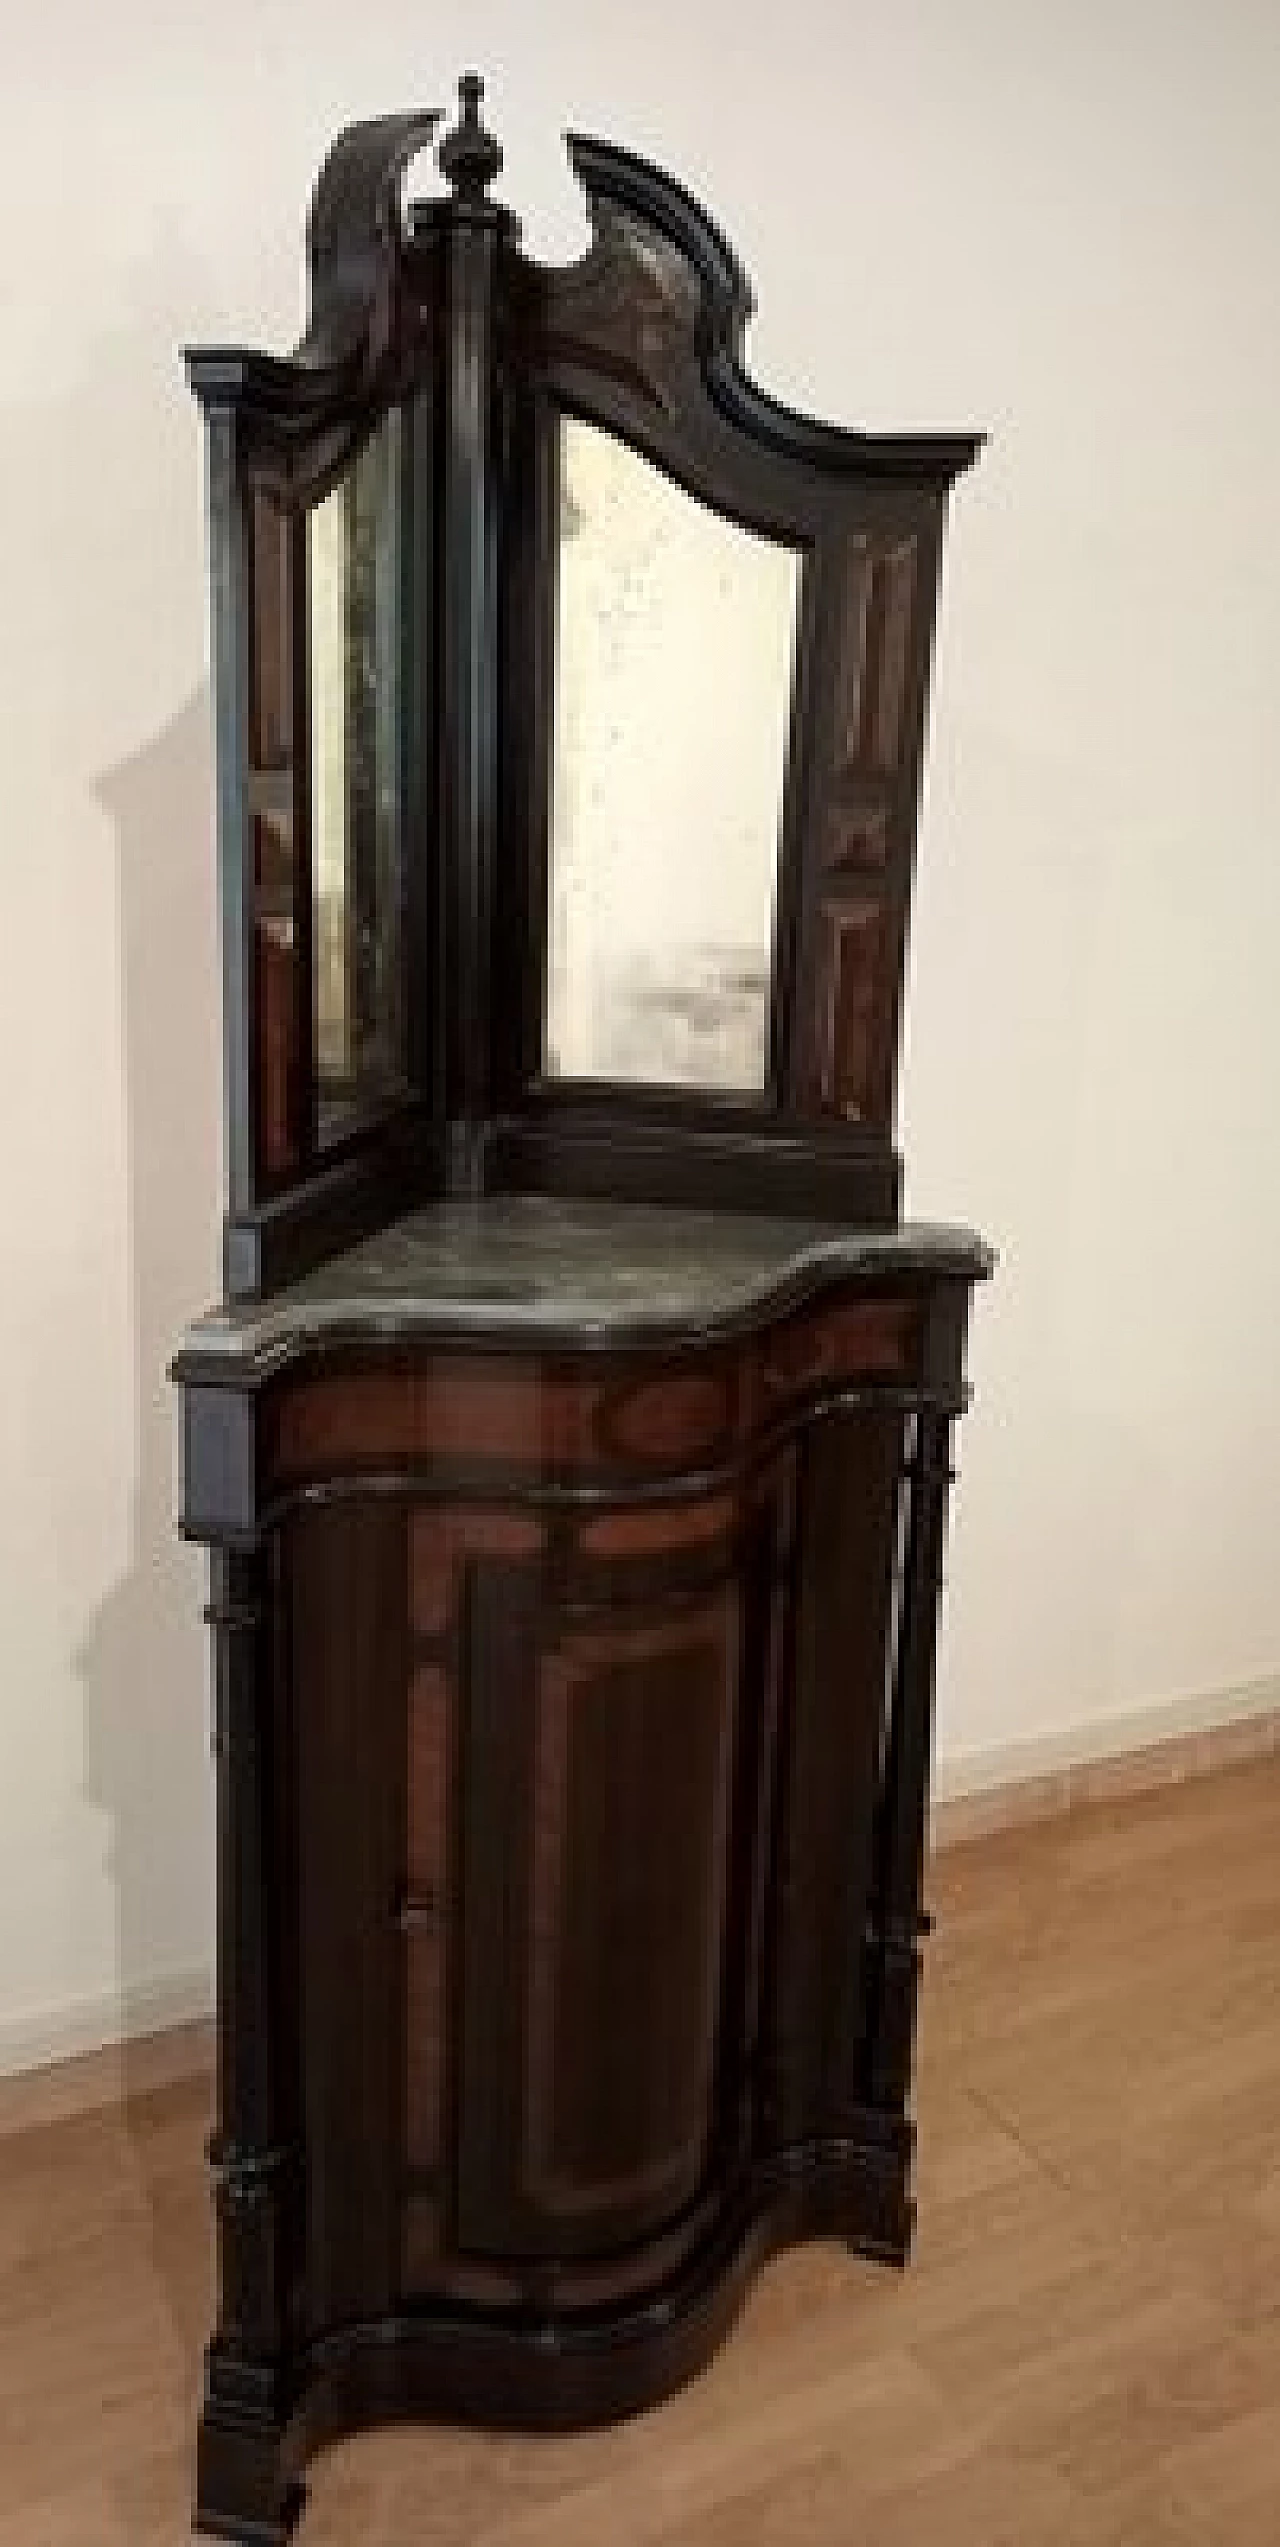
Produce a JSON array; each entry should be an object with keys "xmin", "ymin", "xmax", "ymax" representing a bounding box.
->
[
  {"xmin": 492, "ymin": 1111, "xmax": 902, "ymax": 1225},
  {"xmin": 222, "ymin": 1108, "xmax": 443, "ymax": 1302},
  {"xmin": 563, "ymin": 133, "xmax": 982, "ymax": 487}
]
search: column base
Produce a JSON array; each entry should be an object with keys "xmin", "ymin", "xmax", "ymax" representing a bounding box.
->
[{"xmin": 195, "ymin": 2348, "xmax": 303, "ymax": 2546}]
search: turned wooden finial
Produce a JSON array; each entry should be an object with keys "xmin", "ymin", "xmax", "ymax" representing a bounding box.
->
[{"xmin": 438, "ymin": 71, "xmax": 502, "ymax": 202}]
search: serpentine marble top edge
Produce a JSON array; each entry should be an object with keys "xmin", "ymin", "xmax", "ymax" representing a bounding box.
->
[{"xmin": 175, "ymin": 1197, "xmax": 994, "ymax": 1377}]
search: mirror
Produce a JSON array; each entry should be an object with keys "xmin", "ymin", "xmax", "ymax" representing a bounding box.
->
[
  {"xmin": 309, "ymin": 410, "xmax": 407, "ymax": 1139},
  {"xmin": 544, "ymin": 418, "xmax": 803, "ymax": 1092}
]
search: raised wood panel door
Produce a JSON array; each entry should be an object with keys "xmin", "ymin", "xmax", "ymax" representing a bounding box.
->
[{"xmin": 458, "ymin": 1545, "xmax": 750, "ymax": 2262}]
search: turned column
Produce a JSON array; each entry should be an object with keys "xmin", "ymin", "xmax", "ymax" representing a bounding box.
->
[
  {"xmin": 429, "ymin": 74, "xmax": 518, "ymax": 1191},
  {"xmin": 862, "ymin": 1403, "xmax": 956, "ymax": 2116},
  {"xmin": 197, "ymin": 1542, "xmax": 302, "ymax": 2544}
]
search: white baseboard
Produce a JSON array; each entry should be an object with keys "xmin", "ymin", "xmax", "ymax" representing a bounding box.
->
[
  {"xmin": 0, "ymin": 1968, "xmax": 213, "ymax": 2092},
  {"xmin": 931, "ymin": 1672, "xmax": 1280, "ymax": 1847}
]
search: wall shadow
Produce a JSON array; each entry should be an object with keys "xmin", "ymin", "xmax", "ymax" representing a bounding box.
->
[{"xmin": 78, "ymin": 683, "xmax": 222, "ymax": 2371}]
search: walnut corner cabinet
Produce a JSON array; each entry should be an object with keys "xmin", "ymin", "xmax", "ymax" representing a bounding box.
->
[{"xmin": 172, "ymin": 76, "xmax": 992, "ymax": 2545}]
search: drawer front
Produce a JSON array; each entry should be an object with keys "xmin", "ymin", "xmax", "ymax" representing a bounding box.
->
[
  {"xmin": 256, "ymin": 1295, "xmax": 920, "ymax": 1515},
  {"xmin": 263, "ymin": 1349, "xmax": 739, "ymax": 1495}
]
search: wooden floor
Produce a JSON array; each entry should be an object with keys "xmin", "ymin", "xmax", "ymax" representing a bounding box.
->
[{"xmin": 3, "ymin": 1753, "xmax": 1279, "ymax": 2545}]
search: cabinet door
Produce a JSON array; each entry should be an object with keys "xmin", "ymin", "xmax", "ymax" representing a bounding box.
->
[{"xmin": 457, "ymin": 1546, "xmax": 748, "ymax": 2261}]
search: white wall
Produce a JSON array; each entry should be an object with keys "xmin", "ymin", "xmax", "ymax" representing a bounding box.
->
[{"xmin": 2, "ymin": 0, "xmax": 1278, "ymax": 2067}]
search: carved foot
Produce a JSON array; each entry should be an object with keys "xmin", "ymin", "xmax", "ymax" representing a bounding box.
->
[
  {"xmin": 842, "ymin": 2171, "xmax": 913, "ymax": 2268},
  {"xmin": 195, "ymin": 2358, "xmax": 303, "ymax": 2545},
  {"xmin": 846, "ymin": 2196, "xmax": 913, "ymax": 2268}
]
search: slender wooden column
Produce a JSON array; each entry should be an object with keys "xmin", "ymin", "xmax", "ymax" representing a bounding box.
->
[
  {"xmin": 433, "ymin": 77, "xmax": 518, "ymax": 1190},
  {"xmin": 738, "ymin": 1454, "xmax": 800, "ymax": 2162},
  {"xmin": 197, "ymin": 1545, "xmax": 302, "ymax": 2546},
  {"xmin": 863, "ymin": 1407, "xmax": 955, "ymax": 2113}
]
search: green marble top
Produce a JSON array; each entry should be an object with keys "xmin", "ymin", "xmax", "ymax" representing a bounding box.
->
[{"xmin": 176, "ymin": 1197, "xmax": 993, "ymax": 1377}]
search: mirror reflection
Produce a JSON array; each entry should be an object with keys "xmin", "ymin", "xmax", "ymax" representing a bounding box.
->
[
  {"xmin": 544, "ymin": 418, "xmax": 802, "ymax": 1092},
  {"xmin": 309, "ymin": 412, "xmax": 407, "ymax": 1138}
]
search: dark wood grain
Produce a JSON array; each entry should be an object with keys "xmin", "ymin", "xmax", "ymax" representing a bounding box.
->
[
  {"xmin": 260, "ymin": 1304, "xmax": 921, "ymax": 1504},
  {"xmin": 457, "ymin": 1540, "xmax": 747, "ymax": 2262}
]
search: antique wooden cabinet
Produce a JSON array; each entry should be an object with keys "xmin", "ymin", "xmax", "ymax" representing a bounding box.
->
[{"xmin": 173, "ymin": 77, "xmax": 990, "ymax": 2543}]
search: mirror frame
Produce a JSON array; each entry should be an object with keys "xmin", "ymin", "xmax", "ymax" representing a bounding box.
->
[{"xmin": 187, "ymin": 100, "xmax": 980, "ymax": 1297}]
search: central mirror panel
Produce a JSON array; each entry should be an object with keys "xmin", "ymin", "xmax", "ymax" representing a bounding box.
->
[{"xmin": 544, "ymin": 418, "xmax": 803, "ymax": 1092}]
